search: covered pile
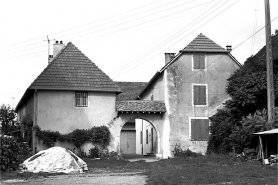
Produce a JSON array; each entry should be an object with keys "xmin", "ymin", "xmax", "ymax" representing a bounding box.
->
[{"xmin": 20, "ymin": 147, "xmax": 88, "ymax": 173}]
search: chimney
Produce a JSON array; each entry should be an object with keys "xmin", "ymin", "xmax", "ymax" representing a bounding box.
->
[
  {"xmin": 53, "ymin": 40, "xmax": 65, "ymax": 58},
  {"xmin": 226, "ymin": 45, "xmax": 232, "ymax": 52},
  {"xmin": 165, "ymin": 53, "xmax": 175, "ymax": 64}
]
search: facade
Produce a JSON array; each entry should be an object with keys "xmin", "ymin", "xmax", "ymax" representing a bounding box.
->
[
  {"xmin": 16, "ymin": 34, "xmax": 241, "ymax": 158},
  {"xmin": 138, "ymin": 33, "xmax": 241, "ymax": 154}
]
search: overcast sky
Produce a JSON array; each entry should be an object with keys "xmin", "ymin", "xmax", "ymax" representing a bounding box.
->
[{"xmin": 0, "ymin": 0, "xmax": 278, "ymax": 108}]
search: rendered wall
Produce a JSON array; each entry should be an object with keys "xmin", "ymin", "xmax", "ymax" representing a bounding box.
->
[
  {"xmin": 36, "ymin": 90, "xmax": 117, "ymax": 152},
  {"xmin": 135, "ymin": 119, "xmax": 157, "ymax": 155},
  {"xmin": 165, "ymin": 53, "xmax": 240, "ymax": 153}
]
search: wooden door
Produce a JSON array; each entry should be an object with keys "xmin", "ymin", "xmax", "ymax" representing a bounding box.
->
[{"xmin": 120, "ymin": 131, "xmax": 136, "ymax": 154}]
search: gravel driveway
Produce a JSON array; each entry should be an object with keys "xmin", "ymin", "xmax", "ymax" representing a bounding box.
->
[{"xmin": 1, "ymin": 170, "xmax": 147, "ymax": 185}]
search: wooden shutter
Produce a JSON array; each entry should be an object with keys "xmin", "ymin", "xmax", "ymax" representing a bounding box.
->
[
  {"xmin": 199, "ymin": 55, "xmax": 205, "ymax": 69},
  {"xmin": 194, "ymin": 55, "xmax": 205, "ymax": 69},
  {"xmin": 194, "ymin": 85, "xmax": 206, "ymax": 105},
  {"xmin": 194, "ymin": 55, "xmax": 200, "ymax": 69},
  {"xmin": 191, "ymin": 119, "xmax": 209, "ymax": 140}
]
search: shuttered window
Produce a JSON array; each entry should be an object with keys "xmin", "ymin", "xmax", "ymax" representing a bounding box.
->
[
  {"xmin": 193, "ymin": 55, "xmax": 205, "ymax": 69},
  {"xmin": 191, "ymin": 119, "xmax": 209, "ymax": 141},
  {"xmin": 75, "ymin": 92, "xmax": 88, "ymax": 107},
  {"xmin": 193, "ymin": 85, "xmax": 207, "ymax": 106}
]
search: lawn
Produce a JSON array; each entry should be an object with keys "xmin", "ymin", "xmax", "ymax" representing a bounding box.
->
[
  {"xmin": 1, "ymin": 155, "xmax": 277, "ymax": 185},
  {"xmin": 82, "ymin": 155, "xmax": 277, "ymax": 185}
]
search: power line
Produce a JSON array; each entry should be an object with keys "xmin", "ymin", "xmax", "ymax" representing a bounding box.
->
[
  {"xmin": 2, "ymin": 0, "xmax": 211, "ymax": 60},
  {"xmin": 113, "ymin": 0, "xmax": 237, "ymax": 77},
  {"xmin": 4, "ymin": 0, "xmax": 163, "ymax": 48},
  {"xmin": 109, "ymin": 0, "xmax": 224, "ymax": 75},
  {"xmin": 181, "ymin": 15, "xmax": 278, "ymax": 84},
  {"xmin": 2, "ymin": 0, "xmax": 205, "ymax": 58}
]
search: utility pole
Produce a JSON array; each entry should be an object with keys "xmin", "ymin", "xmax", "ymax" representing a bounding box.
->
[{"xmin": 264, "ymin": 0, "xmax": 275, "ymax": 124}]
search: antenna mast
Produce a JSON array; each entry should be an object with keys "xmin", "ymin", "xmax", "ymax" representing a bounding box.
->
[{"xmin": 43, "ymin": 35, "xmax": 55, "ymax": 61}]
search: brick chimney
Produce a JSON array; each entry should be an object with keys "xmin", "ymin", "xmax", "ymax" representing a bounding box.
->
[
  {"xmin": 53, "ymin": 40, "xmax": 65, "ymax": 58},
  {"xmin": 165, "ymin": 53, "xmax": 175, "ymax": 64}
]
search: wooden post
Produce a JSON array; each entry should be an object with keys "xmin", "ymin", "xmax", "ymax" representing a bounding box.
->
[
  {"xmin": 264, "ymin": 0, "xmax": 275, "ymax": 124},
  {"xmin": 259, "ymin": 135, "xmax": 264, "ymax": 161}
]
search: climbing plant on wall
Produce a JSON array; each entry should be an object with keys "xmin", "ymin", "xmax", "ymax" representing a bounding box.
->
[{"xmin": 35, "ymin": 125, "xmax": 111, "ymax": 149}]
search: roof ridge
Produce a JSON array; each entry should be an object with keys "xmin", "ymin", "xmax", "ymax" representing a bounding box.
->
[{"xmin": 28, "ymin": 42, "xmax": 121, "ymax": 92}]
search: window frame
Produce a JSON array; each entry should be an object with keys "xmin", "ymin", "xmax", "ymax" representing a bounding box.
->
[
  {"xmin": 189, "ymin": 117, "xmax": 210, "ymax": 141},
  {"xmin": 192, "ymin": 83, "xmax": 208, "ymax": 107},
  {"xmin": 191, "ymin": 54, "xmax": 207, "ymax": 71},
  {"xmin": 74, "ymin": 91, "xmax": 89, "ymax": 107}
]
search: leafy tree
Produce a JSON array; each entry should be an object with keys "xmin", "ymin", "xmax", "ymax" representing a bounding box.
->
[
  {"xmin": 208, "ymin": 34, "xmax": 278, "ymax": 154},
  {"xmin": 0, "ymin": 104, "xmax": 19, "ymax": 137}
]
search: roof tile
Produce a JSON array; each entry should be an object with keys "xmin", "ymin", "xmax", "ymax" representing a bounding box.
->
[
  {"xmin": 116, "ymin": 100, "xmax": 166, "ymax": 112},
  {"xmin": 181, "ymin": 33, "xmax": 228, "ymax": 53},
  {"xmin": 29, "ymin": 42, "xmax": 121, "ymax": 92}
]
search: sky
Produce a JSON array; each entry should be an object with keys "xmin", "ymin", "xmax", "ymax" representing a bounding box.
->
[{"xmin": 0, "ymin": 0, "xmax": 278, "ymax": 108}]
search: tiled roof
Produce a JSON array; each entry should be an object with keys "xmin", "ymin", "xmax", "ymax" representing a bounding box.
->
[
  {"xmin": 115, "ymin": 81, "xmax": 148, "ymax": 101},
  {"xmin": 116, "ymin": 100, "xmax": 166, "ymax": 112},
  {"xmin": 29, "ymin": 42, "xmax": 121, "ymax": 92},
  {"xmin": 181, "ymin": 33, "xmax": 229, "ymax": 53}
]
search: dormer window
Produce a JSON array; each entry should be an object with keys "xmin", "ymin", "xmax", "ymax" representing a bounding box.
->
[
  {"xmin": 193, "ymin": 54, "xmax": 206, "ymax": 70},
  {"xmin": 75, "ymin": 92, "xmax": 88, "ymax": 107}
]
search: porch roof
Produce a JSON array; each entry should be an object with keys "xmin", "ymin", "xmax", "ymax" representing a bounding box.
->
[{"xmin": 116, "ymin": 100, "xmax": 166, "ymax": 113}]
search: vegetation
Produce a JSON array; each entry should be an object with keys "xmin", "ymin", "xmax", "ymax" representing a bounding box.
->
[
  {"xmin": 208, "ymin": 36, "xmax": 278, "ymax": 154},
  {"xmin": 35, "ymin": 125, "xmax": 111, "ymax": 149},
  {"xmin": 0, "ymin": 135, "xmax": 32, "ymax": 171},
  {"xmin": 2, "ymin": 155, "xmax": 276, "ymax": 184},
  {"xmin": 0, "ymin": 104, "xmax": 20, "ymax": 138}
]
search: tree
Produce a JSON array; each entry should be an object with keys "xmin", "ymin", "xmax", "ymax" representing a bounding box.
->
[
  {"xmin": 207, "ymin": 34, "xmax": 278, "ymax": 154},
  {"xmin": 0, "ymin": 104, "xmax": 19, "ymax": 137}
]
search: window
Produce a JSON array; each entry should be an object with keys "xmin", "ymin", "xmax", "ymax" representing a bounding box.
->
[
  {"xmin": 190, "ymin": 118, "xmax": 209, "ymax": 141},
  {"xmin": 146, "ymin": 130, "xmax": 148, "ymax": 144},
  {"xmin": 75, "ymin": 92, "xmax": 88, "ymax": 107},
  {"xmin": 193, "ymin": 54, "xmax": 206, "ymax": 70},
  {"xmin": 193, "ymin": 84, "xmax": 207, "ymax": 106}
]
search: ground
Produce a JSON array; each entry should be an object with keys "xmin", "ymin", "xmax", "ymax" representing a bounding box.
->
[{"xmin": 0, "ymin": 154, "xmax": 277, "ymax": 185}]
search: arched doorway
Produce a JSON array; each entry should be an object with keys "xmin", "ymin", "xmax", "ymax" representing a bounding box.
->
[{"xmin": 120, "ymin": 117, "xmax": 158, "ymax": 156}]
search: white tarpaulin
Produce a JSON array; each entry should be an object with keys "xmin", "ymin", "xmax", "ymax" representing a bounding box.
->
[{"xmin": 20, "ymin": 147, "xmax": 88, "ymax": 173}]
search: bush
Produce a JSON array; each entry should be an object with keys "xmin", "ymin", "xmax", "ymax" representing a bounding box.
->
[
  {"xmin": 35, "ymin": 125, "xmax": 111, "ymax": 149},
  {"xmin": 0, "ymin": 135, "xmax": 32, "ymax": 171}
]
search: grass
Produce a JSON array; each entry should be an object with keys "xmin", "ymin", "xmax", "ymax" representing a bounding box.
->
[
  {"xmin": 83, "ymin": 155, "xmax": 277, "ymax": 185},
  {"xmin": 1, "ymin": 155, "xmax": 277, "ymax": 185}
]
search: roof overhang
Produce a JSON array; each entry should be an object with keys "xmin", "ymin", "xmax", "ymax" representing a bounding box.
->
[
  {"xmin": 253, "ymin": 129, "xmax": 278, "ymax": 135},
  {"xmin": 116, "ymin": 100, "xmax": 166, "ymax": 114}
]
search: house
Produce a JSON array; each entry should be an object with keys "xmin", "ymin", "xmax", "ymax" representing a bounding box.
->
[
  {"xmin": 16, "ymin": 33, "xmax": 241, "ymax": 158},
  {"xmin": 15, "ymin": 41, "xmax": 122, "ymax": 153},
  {"xmin": 136, "ymin": 33, "xmax": 241, "ymax": 154}
]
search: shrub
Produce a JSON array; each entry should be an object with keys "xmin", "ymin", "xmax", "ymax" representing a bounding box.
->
[
  {"xmin": 0, "ymin": 135, "xmax": 32, "ymax": 171},
  {"xmin": 35, "ymin": 125, "xmax": 111, "ymax": 150},
  {"xmin": 89, "ymin": 146, "xmax": 100, "ymax": 158}
]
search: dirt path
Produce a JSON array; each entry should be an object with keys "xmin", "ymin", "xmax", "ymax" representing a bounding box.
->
[{"xmin": 1, "ymin": 170, "xmax": 147, "ymax": 185}]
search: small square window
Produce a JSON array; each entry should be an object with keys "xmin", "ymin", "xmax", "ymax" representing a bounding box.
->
[
  {"xmin": 75, "ymin": 92, "xmax": 88, "ymax": 107},
  {"xmin": 193, "ymin": 54, "xmax": 205, "ymax": 70}
]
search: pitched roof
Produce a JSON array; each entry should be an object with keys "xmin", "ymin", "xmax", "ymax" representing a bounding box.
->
[
  {"xmin": 29, "ymin": 42, "xmax": 121, "ymax": 92},
  {"xmin": 181, "ymin": 33, "xmax": 229, "ymax": 53},
  {"xmin": 115, "ymin": 81, "xmax": 148, "ymax": 101},
  {"xmin": 138, "ymin": 33, "xmax": 241, "ymax": 98},
  {"xmin": 116, "ymin": 100, "xmax": 166, "ymax": 113},
  {"xmin": 16, "ymin": 42, "xmax": 121, "ymax": 111}
]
